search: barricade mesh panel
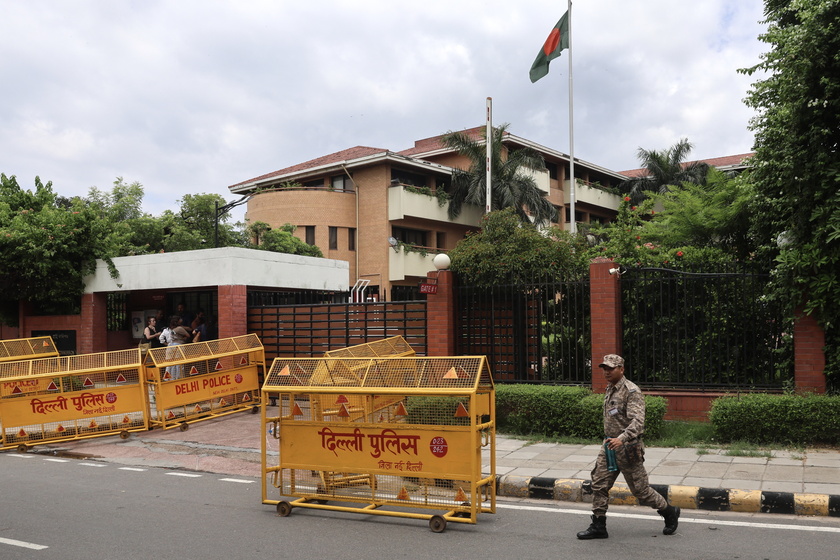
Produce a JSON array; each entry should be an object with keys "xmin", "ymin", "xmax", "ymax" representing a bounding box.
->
[
  {"xmin": 0, "ymin": 337, "xmax": 59, "ymax": 361},
  {"xmin": 0, "ymin": 349, "xmax": 140, "ymax": 379},
  {"xmin": 324, "ymin": 336, "xmax": 415, "ymax": 359},
  {"xmin": 146, "ymin": 334, "xmax": 262, "ymax": 367},
  {"xmin": 265, "ymin": 357, "xmax": 491, "ymax": 391}
]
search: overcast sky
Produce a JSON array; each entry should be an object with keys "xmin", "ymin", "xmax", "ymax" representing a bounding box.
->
[{"xmin": 0, "ymin": 0, "xmax": 767, "ymax": 222}]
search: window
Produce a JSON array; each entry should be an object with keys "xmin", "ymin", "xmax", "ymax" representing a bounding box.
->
[
  {"xmin": 390, "ymin": 168, "xmax": 428, "ymax": 188},
  {"xmin": 331, "ymin": 175, "xmax": 353, "ymax": 192},
  {"xmin": 546, "ymin": 162, "xmax": 558, "ymax": 180},
  {"xmin": 329, "ymin": 227, "xmax": 338, "ymax": 250},
  {"xmin": 348, "ymin": 228, "xmax": 356, "ymax": 251},
  {"xmin": 303, "ymin": 178, "xmax": 324, "ymax": 188},
  {"xmin": 436, "ymin": 231, "xmax": 446, "ymax": 249},
  {"xmin": 304, "ymin": 226, "xmax": 315, "ymax": 245},
  {"xmin": 392, "ymin": 226, "xmax": 427, "ymax": 247}
]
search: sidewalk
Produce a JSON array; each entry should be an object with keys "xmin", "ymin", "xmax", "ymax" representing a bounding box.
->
[{"xmin": 31, "ymin": 411, "xmax": 840, "ymax": 517}]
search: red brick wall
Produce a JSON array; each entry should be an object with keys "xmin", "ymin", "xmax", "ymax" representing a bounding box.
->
[
  {"xmin": 590, "ymin": 258, "xmax": 622, "ymax": 393},
  {"xmin": 218, "ymin": 285, "xmax": 248, "ymax": 339},
  {"xmin": 425, "ymin": 270, "xmax": 455, "ymax": 356},
  {"xmin": 794, "ymin": 308, "xmax": 826, "ymax": 393}
]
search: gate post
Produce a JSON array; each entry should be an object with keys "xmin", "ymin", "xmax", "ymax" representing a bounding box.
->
[
  {"xmin": 793, "ymin": 308, "xmax": 826, "ymax": 394},
  {"xmin": 590, "ymin": 258, "xmax": 622, "ymax": 393},
  {"xmin": 426, "ymin": 270, "xmax": 455, "ymax": 356},
  {"xmin": 218, "ymin": 284, "xmax": 248, "ymax": 339},
  {"xmin": 81, "ymin": 292, "xmax": 108, "ymax": 354}
]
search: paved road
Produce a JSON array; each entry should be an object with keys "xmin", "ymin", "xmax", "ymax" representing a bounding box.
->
[{"xmin": 3, "ymin": 452, "xmax": 840, "ymax": 560}]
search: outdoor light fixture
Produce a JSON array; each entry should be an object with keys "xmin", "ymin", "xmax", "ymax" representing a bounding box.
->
[
  {"xmin": 609, "ymin": 266, "xmax": 627, "ymax": 276},
  {"xmin": 388, "ymin": 236, "xmax": 399, "ymax": 253}
]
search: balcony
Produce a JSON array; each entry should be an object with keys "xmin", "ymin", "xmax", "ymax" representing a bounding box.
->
[
  {"xmin": 388, "ymin": 248, "xmax": 437, "ymax": 281},
  {"xmin": 388, "ymin": 186, "xmax": 482, "ymax": 226},
  {"xmin": 564, "ymin": 180, "xmax": 622, "ymax": 209}
]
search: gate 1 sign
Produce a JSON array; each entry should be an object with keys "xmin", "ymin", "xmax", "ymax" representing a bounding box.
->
[{"xmin": 419, "ymin": 283, "xmax": 437, "ymax": 294}]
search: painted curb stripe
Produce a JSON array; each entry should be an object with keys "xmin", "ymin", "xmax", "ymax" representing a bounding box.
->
[
  {"xmin": 529, "ymin": 477, "xmax": 556, "ymax": 500},
  {"xmin": 697, "ymin": 487, "xmax": 730, "ymax": 511},
  {"xmin": 761, "ymin": 491, "xmax": 795, "ymax": 515},
  {"xmin": 507, "ymin": 477, "xmax": 840, "ymax": 517},
  {"xmin": 828, "ymin": 494, "xmax": 840, "ymax": 517}
]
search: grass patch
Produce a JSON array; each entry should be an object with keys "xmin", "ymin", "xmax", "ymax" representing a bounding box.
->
[
  {"xmin": 723, "ymin": 441, "xmax": 774, "ymax": 458},
  {"xmin": 646, "ymin": 420, "xmax": 717, "ymax": 448},
  {"xmin": 500, "ymin": 421, "xmax": 807, "ymax": 458}
]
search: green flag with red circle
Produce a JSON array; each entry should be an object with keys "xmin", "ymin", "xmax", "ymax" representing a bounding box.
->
[{"xmin": 529, "ymin": 11, "xmax": 569, "ymax": 83}]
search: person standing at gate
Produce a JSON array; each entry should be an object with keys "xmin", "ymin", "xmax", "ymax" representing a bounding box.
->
[
  {"xmin": 161, "ymin": 316, "xmax": 192, "ymax": 379},
  {"xmin": 576, "ymin": 354, "xmax": 680, "ymax": 539}
]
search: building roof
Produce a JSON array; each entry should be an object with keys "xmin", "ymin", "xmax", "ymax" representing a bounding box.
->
[
  {"xmin": 618, "ymin": 153, "xmax": 755, "ymax": 178},
  {"xmin": 398, "ymin": 126, "xmax": 496, "ymax": 157},
  {"xmin": 229, "ymin": 146, "xmax": 388, "ymax": 190},
  {"xmin": 83, "ymin": 247, "xmax": 349, "ymax": 293}
]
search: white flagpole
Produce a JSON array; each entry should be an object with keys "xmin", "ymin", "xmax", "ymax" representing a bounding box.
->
[
  {"xmin": 567, "ymin": 0, "xmax": 576, "ymax": 233},
  {"xmin": 486, "ymin": 97, "xmax": 493, "ymax": 214}
]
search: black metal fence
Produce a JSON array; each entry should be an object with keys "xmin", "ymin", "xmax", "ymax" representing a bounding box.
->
[
  {"xmin": 455, "ymin": 278, "xmax": 591, "ymax": 384},
  {"xmin": 247, "ymin": 297, "xmax": 427, "ymax": 359},
  {"xmin": 621, "ymin": 267, "xmax": 794, "ymax": 390}
]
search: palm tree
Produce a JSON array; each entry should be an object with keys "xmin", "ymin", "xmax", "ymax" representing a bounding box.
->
[
  {"xmin": 442, "ymin": 124, "xmax": 558, "ymax": 226},
  {"xmin": 620, "ymin": 138, "xmax": 709, "ymax": 203}
]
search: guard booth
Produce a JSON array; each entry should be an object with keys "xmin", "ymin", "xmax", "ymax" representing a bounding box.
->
[
  {"xmin": 261, "ymin": 355, "xmax": 496, "ymax": 533},
  {"xmin": 0, "ymin": 336, "xmax": 59, "ymax": 363},
  {"xmin": 144, "ymin": 334, "xmax": 265, "ymax": 431},
  {"xmin": 0, "ymin": 349, "xmax": 148, "ymax": 452}
]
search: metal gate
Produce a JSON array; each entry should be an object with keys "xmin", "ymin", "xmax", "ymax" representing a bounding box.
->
[
  {"xmin": 621, "ymin": 267, "xmax": 793, "ymax": 389},
  {"xmin": 248, "ymin": 300, "xmax": 427, "ymax": 359},
  {"xmin": 456, "ymin": 278, "xmax": 590, "ymax": 384}
]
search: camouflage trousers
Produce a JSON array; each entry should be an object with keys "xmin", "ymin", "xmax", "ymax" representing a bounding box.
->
[{"xmin": 590, "ymin": 440, "xmax": 667, "ymax": 516}]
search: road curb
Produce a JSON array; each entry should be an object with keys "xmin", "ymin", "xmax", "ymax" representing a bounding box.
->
[{"xmin": 495, "ymin": 475, "xmax": 840, "ymax": 517}]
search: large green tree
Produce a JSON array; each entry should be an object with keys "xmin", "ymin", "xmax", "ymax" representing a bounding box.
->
[
  {"xmin": 448, "ymin": 208, "xmax": 586, "ymax": 285},
  {"xmin": 246, "ymin": 222, "xmax": 323, "ymax": 257},
  {"xmin": 442, "ymin": 124, "xmax": 558, "ymax": 226},
  {"xmin": 619, "ymin": 138, "xmax": 709, "ymax": 204},
  {"xmin": 742, "ymin": 0, "xmax": 840, "ymax": 387},
  {"xmin": 0, "ymin": 174, "xmax": 120, "ymax": 317}
]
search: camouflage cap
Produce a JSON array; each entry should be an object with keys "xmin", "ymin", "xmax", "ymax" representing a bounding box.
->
[{"xmin": 599, "ymin": 354, "xmax": 624, "ymax": 368}]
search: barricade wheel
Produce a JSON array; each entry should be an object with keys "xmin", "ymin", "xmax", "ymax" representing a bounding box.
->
[
  {"xmin": 429, "ymin": 515, "xmax": 447, "ymax": 533},
  {"xmin": 16, "ymin": 444, "xmax": 28, "ymax": 453},
  {"xmin": 179, "ymin": 422, "xmax": 189, "ymax": 432},
  {"xmin": 251, "ymin": 406, "xmax": 259, "ymax": 414},
  {"xmin": 119, "ymin": 431, "xmax": 130, "ymax": 440},
  {"xmin": 313, "ymin": 499, "xmax": 328, "ymax": 505},
  {"xmin": 277, "ymin": 501, "xmax": 292, "ymax": 517}
]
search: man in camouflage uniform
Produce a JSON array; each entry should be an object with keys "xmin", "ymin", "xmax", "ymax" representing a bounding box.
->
[{"xmin": 577, "ymin": 354, "xmax": 680, "ymax": 539}]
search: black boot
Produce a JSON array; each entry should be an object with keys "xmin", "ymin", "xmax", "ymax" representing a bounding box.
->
[
  {"xmin": 576, "ymin": 514, "xmax": 608, "ymax": 539},
  {"xmin": 658, "ymin": 505, "xmax": 680, "ymax": 535}
]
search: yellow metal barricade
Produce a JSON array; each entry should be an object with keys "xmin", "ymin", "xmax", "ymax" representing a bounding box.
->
[
  {"xmin": 323, "ymin": 335, "xmax": 415, "ymax": 359},
  {"xmin": 0, "ymin": 349, "xmax": 148, "ymax": 452},
  {"xmin": 0, "ymin": 336, "xmax": 59, "ymax": 363},
  {"xmin": 316, "ymin": 336, "xmax": 415, "ymax": 494},
  {"xmin": 144, "ymin": 334, "xmax": 265, "ymax": 431},
  {"xmin": 261, "ymin": 356, "xmax": 496, "ymax": 533}
]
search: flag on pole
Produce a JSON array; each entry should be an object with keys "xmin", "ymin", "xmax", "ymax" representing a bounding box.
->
[{"xmin": 529, "ymin": 11, "xmax": 569, "ymax": 83}]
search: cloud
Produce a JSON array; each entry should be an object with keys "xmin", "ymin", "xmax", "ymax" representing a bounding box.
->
[{"xmin": 0, "ymin": 0, "xmax": 768, "ymax": 218}]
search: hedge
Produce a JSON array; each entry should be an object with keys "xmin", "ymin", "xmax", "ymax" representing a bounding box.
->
[
  {"xmin": 709, "ymin": 393, "xmax": 840, "ymax": 445},
  {"xmin": 495, "ymin": 384, "xmax": 666, "ymax": 440}
]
